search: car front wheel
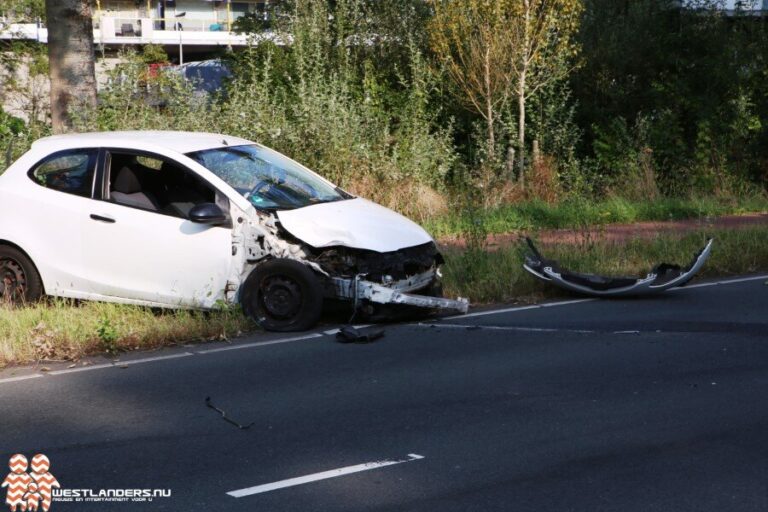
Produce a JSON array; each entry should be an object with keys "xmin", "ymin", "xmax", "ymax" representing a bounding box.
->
[
  {"xmin": 0, "ymin": 246, "xmax": 43, "ymax": 305},
  {"xmin": 240, "ymin": 258, "xmax": 323, "ymax": 332}
]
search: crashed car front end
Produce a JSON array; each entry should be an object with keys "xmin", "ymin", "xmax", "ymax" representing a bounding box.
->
[
  {"xmin": 231, "ymin": 208, "xmax": 468, "ymax": 330},
  {"xmin": 189, "ymin": 142, "xmax": 469, "ymax": 330},
  {"xmin": 313, "ymin": 242, "xmax": 469, "ymax": 314}
]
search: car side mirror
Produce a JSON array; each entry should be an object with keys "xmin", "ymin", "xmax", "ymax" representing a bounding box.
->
[{"xmin": 188, "ymin": 203, "xmax": 227, "ymax": 225}]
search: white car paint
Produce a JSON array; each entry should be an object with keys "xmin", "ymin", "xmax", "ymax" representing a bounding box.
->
[
  {"xmin": 0, "ymin": 131, "xmax": 443, "ymax": 311},
  {"xmin": 277, "ymin": 198, "xmax": 433, "ymax": 252},
  {"xmin": 82, "ymin": 201, "xmax": 233, "ymax": 307}
]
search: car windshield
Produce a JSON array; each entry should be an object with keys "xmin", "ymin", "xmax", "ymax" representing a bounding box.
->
[{"xmin": 187, "ymin": 144, "xmax": 346, "ymax": 210}]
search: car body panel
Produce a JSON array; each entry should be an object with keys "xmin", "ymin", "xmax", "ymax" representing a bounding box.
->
[
  {"xmin": 82, "ymin": 200, "xmax": 233, "ymax": 307},
  {"xmin": 277, "ymin": 198, "xmax": 434, "ymax": 252}
]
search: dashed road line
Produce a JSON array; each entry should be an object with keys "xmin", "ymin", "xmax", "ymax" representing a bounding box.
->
[
  {"xmin": 418, "ymin": 323, "xmax": 595, "ymax": 334},
  {"xmin": 0, "ymin": 374, "xmax": 44, "ymax": 384},
  {"xmin": 117, "ymin": 352, "xmax": 195, "ymax": 366},
  {"xmin": 449, "ymin": 299, "xmax": 595, "ymax": 320},
  {"xmin": 683, "ymin": 274, "xmax": 768, "ymax": 288},
  {"xmin": 195, "ymin": 333, "xmax": 323, "ymax": 354},
  {"xmin": 227, "ymin": 453, "xmax": 425, "ymax": 498},
  {"xmin": 48, "ymin": 363, "xmax": 114, "ymax": 376}
]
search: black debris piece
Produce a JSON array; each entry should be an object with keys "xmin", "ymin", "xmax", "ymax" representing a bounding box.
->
[
  {"xmin": 336, "ymin": 326, "xmax": 385, "ymax": 344},
  {"xmin": 205, "ymin": 397, "xmax": 255, "ymax": 430}
]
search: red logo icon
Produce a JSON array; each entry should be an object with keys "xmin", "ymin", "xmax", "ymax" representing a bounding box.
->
[{"xmin": 2, "ymin": 455, "xmax": 59, "ymax": 512}]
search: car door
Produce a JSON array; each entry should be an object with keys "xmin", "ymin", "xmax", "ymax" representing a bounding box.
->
[
  {"xmin": 81, "ymin": 149, "xmax": 234, "ymax": 308},
  {"xmin": 19, "ymin": 148, "xmax": 102, "ymax": 299}
]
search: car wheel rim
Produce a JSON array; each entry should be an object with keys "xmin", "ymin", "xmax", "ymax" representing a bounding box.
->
[
  {"xmin": 260, "ymin": 275, "xmax": 302, "ymax": 319},
  {"xmin": 0, "ymin": 258, "xmax": 27, "ymax": 303}
]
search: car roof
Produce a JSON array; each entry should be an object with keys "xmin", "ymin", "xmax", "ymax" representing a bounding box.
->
[{"xmin": 32, "ymin": 131, "xmax": 255, "ymax": 155}]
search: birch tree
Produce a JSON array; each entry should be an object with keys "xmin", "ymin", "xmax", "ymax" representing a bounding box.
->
[
  {"xmin": 510, "ymin": 0, "xmax": 582, "ymax": 184},
  {"xmin": 429, "ymin": 0, "xmax": 517, "ymax": 157}
]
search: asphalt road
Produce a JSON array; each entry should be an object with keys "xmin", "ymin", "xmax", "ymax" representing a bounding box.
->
[{"xmin": 1, "ymin": 275, "xmax": 767, "ymax": 511}]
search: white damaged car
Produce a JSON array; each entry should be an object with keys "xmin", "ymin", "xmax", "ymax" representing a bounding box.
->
[{"xmin": 0, "ymin": 131, "xmax": 468, "ymax": 331}]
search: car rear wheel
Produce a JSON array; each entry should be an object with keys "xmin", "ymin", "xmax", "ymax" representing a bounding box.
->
[
  {"xmin": 241, "ymin": 258, "xmax": 323, "ymax": 332},
  {"xmin": 0, "ymin": 246, "xmax": 43, "ymax": 305}
]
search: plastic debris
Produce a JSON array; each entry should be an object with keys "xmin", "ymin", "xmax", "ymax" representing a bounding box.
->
[
  {"xmin": 205, "ymin": 397, "xmax": 255, "ymax": 430},
  {"xmin": 336, "ymin": 326, "xmax": 385, "ymax": 344}
]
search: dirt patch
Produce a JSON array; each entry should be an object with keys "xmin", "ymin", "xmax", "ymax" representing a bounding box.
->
[{"xmin": 439, "ymin": 213, "xmax": 768, "ymax": 251}]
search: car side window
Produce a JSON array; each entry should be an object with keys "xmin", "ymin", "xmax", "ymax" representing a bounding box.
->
[
  {"xmin": 106, "ymin": 151, "xmax": 225, "ymax": 220},
  {"xmin": 30, "ymin": 149, "xmax": 98, "ymax": 198}
]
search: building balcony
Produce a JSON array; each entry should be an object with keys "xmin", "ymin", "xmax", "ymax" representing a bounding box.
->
[{"xmin": 0, "ymin": 16, "xmax": 260, "ymax": 47}]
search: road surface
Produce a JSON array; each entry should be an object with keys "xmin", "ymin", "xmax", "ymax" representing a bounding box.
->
[{"xmin": 1, "ymin": 275, "xmax": 766, "ymax": 511}]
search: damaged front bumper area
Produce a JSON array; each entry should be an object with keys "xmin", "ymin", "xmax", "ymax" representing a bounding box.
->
[
  {"xmin": 329, "ymin": 270, "xmax": 470, "ymax": 314},
  {"xmin": 311, "ymin": 242, "xmax": 469, "ymax": 314},
  {"xmin": 523, "ymin": 237, "xmax": 714, "ymax": 297}
]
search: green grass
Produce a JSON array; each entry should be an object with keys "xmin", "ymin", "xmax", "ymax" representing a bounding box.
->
[
  {"xmin": 1, "ymin": 225, "xmax": 766, "ymax": 368},
  {"xmin": 0, "ymin": 301, "xmax": 254, "ymax": 368},
  {"xmin": 425, "ymin": 196, "xmax": 768, "ymax": 239},
  {"xmin": 442, "ymin": 226, "xmax": 768, "ymax": 304}
]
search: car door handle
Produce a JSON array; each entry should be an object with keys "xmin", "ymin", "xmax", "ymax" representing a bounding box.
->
[{"xmin": 90, "ymin": 214, "xmax": 116, "ymax": 224}]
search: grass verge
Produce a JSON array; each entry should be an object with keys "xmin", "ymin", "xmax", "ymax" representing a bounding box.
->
[
  {"xmin": 425, "ymin": 196, "xmax": 768, "ymax": 238},
  {"xmin": 0, "ymin": 301, "xmax": 254, "ymax": 368},
  {"xmin": 442, "ymin": 226, "xmax": 768, "ymax": 304},
  {"xmin": 1, "ymin": 226, "xmax": 766, "ymax": 368}
]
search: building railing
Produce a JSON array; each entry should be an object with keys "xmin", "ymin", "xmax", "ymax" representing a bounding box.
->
[{"xmin": 107, "ymin": 17, "xmax": 232, "ymax": 36}]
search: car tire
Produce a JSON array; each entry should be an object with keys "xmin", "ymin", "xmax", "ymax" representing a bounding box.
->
[
  {"xmin": 241, "ymin": 258, "xmax": 323, "ymax": 332},
  {"xmin": 0, "ymin": 245, "xmax": 43, "ymax": 305}
]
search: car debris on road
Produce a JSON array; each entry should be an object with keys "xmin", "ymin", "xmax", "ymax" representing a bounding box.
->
[
  {"xmin": 335, "ymin": 326, "xmax": 386, "ymax": 344},
  {"xmin": 205, "ymin": 397, "xmax": 255, "ymax": 430},
  {"xmin": 523, "ymin": 237, "xmax": 714, "ymax": 297}
]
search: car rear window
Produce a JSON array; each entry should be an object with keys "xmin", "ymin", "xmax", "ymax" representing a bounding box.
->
[{"xmin": 30, "ymin": 149, "xmax": 98, "ymax": 198}]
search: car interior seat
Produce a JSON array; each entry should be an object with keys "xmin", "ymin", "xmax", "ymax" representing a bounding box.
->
[
  {"xmin": 110, "ymin": 166, "xmax": 161, "ymax": 211},
  {"xmin": 159, "ymin": 161, "xmax": 211, "ymax": 218}
]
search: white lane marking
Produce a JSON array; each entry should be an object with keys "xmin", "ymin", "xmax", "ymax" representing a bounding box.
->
[
  {"xmin": 0, "ymin": 374, "xmax": 44, "ymax": 384},
  {"xmin": 116, "ymin": 352, "xmax": 194, "ymax": 366},
  {"xmin": 711, "ymin": 274, "xmax": 768, "ymax": 286},
  {"xmin": 419, "ymin": 323, "xmax": 595, "ymax": 334},
  {"xmin": 195, "ymin": 333, "xmax": 323, "ymax": 354},
  {"xmin": 48, "ymin": 363, "xmax": 115, "ymax": 375},
  {"xmin": 227, "ymin": 453, "xmax": 425, "ymax": 498},
  {"xmin": 449, "ymin": 299, "xmax": 595, "ymax": 320}
]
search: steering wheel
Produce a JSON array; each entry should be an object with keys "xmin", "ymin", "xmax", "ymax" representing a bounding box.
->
[{"xmin": 249, "ymin": 179, "xmax": 272, "ymax": 198}]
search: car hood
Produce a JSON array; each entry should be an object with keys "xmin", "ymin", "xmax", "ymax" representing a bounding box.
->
[{"xmin": 276, "ymin": 198, "xmax": 434, "ymax": 252}]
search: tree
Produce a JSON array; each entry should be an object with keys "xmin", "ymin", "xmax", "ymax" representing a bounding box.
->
[
  {"xmin": 45, "ymin": 0, "xmax": 97, "ymax": 133},
  {"xmin": 429, "ymin": 0, "xmax": 517, "ymax": 158},
  {"xmin": 1, "ymin": 0, "xmax": 45, "ymax": 22},
  {"xmin": 508, "ymin": 0, "xmax": 583, "ymax": 184}
]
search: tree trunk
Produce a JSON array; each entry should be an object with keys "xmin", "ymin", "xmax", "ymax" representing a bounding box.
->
[
  {"xmin": 518, "ymin": 0, "xmax": 530, "ymax": 187},
  {"xmin": 484, "ymin": 47, "xmax": 495, "ymax": 157},
  {"xmin": 46, "ymin": 0, "xmax": 97, "ymax": 133},
  {"xmin": 517, "ymin": 70, "xmax": 526, "ymax": 186}
]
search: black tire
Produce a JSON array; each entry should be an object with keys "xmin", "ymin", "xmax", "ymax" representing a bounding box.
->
[
  {"xmin": 240, "ymin": 258, "xmax": 323, "ymax": 332},
  {"xmin": 0, "ymin": 245, "xmax": 43, "ymax": 305}
]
